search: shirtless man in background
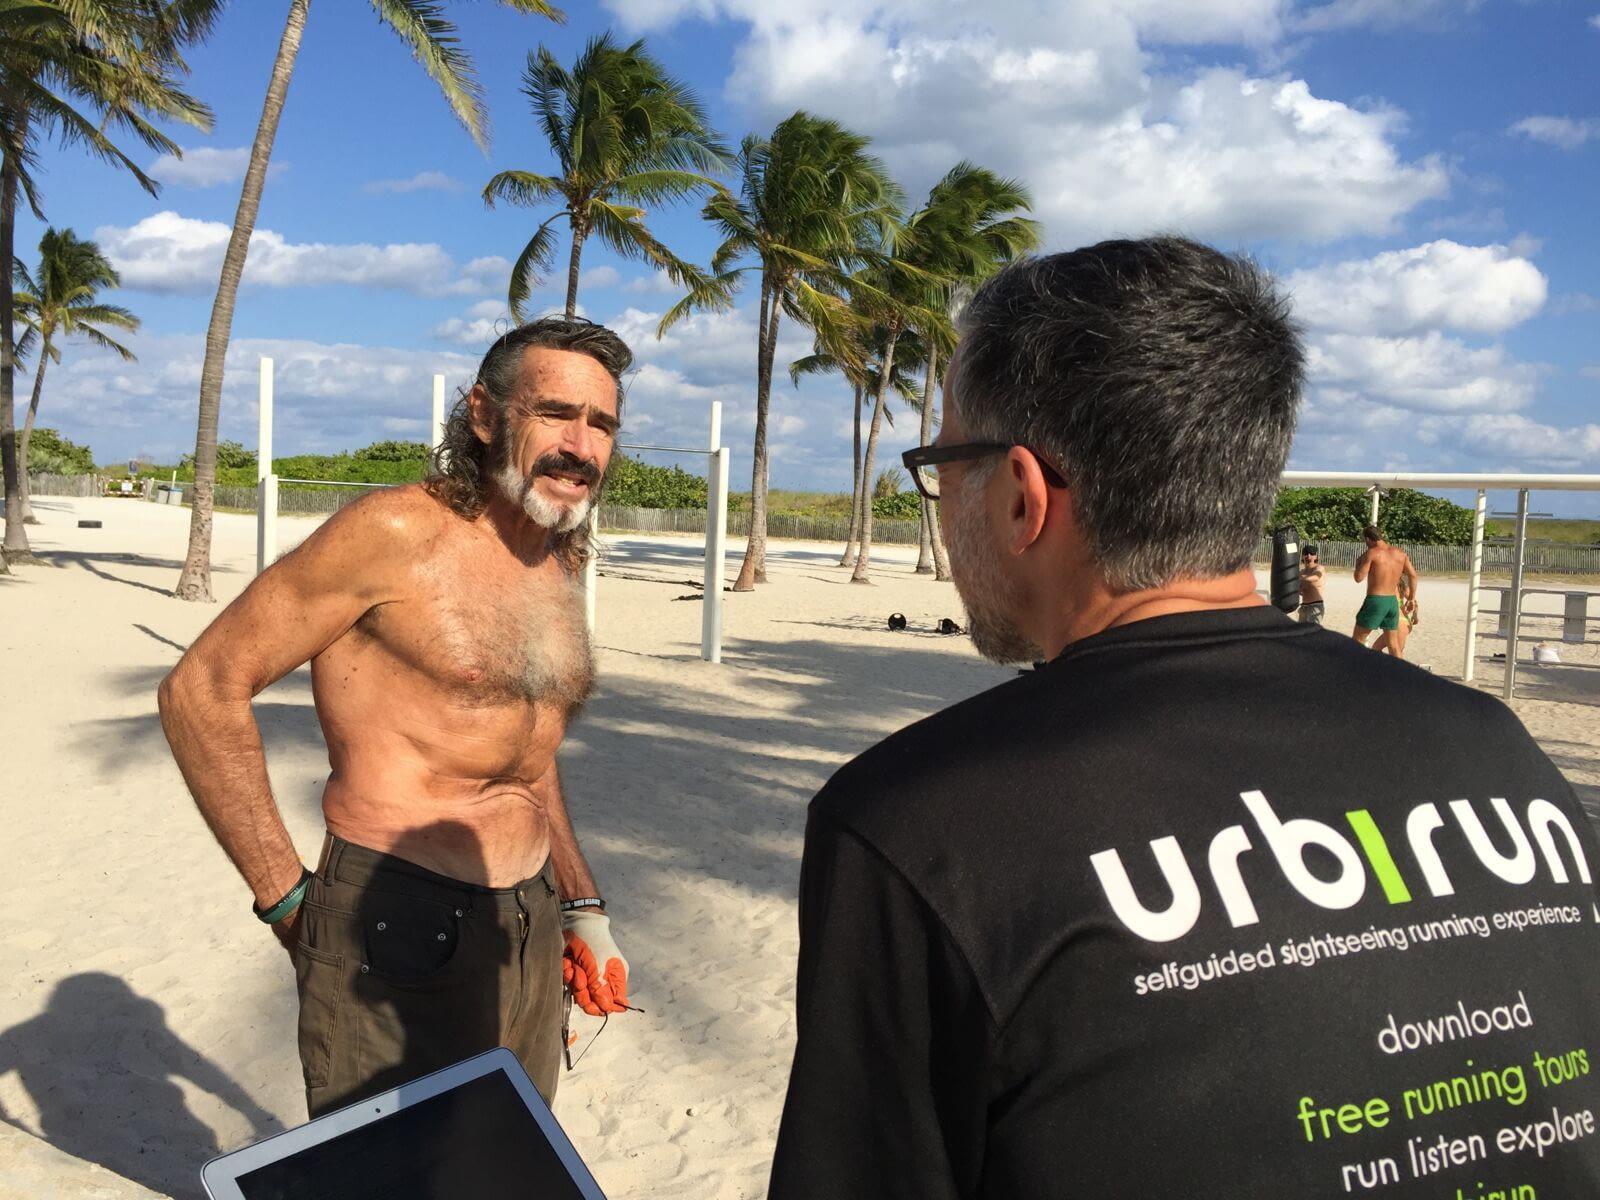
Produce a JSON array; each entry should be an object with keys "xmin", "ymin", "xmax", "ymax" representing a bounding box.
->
[
  {"xmin": 159, "ymin": 318, "xmax": 631, "ymax": 1115},
  {"xmin": 1352, "ymin": 523, "xmax": 1419, "ymax": 658}
]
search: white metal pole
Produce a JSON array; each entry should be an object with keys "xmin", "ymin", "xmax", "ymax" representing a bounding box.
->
[
  {"xmin": 1369, "ymin": 487, "xmax": 1380, "ymax": 527},
  {"xmin": 583, "ymin": 514, "xmax": 598, "ymax": 636},
  {"xmin": 431, "ymin": 374, "xmax": 446, "ymax": 455},
  {"xmin": 702, "ymin": 400, "xmax": 727, "ymax": 663},
  {"xmin": 703, "ymin": 447, "xmax": 729, "ymax": 664},
  {"xmin": 256, "ymin": 357, "xmax": 278, "ymax": 574},
  {"xmin": 1502, "ymin": 489, "xmax": 1530, "ymax": 701},
  {"xmin": 1462, "ymin": 489, "xmax": 1486, "ymax": 682}
]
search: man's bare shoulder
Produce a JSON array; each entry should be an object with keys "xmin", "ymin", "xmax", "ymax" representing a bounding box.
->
[{"xmin": 280, "ymin": 484, "xmax": 472, "ymax": 581}]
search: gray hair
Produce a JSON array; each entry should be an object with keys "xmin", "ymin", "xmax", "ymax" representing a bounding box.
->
[{"xmin": 949, "ymin": 236, "xmax": 1304, "ymax": 591}]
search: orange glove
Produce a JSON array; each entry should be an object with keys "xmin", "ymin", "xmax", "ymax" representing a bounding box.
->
[{"xmin": 561, "ymin": 910, "xmax": 629, "ymax": 1016}]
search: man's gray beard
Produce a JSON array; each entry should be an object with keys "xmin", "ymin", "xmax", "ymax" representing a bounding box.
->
[
  {"xmin": 493, "ymin": 461, "xmax": 593, "ymax": 533},
  {"xmin": 945, "ymin": 490, "xmax": 1044, "ymax": 665}
]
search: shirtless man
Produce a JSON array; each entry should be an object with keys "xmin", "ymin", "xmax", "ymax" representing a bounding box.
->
[
  {"xmin": 1352, "ymin": 523, "xmax": 1419, "ymax": 657},
  {"xmin": 159, "ymin": 318, "xmax": 631, "ymax": 1116},
  {"xmin": 1297, "ymin": 543, "xmax": 1325, "ymax": 625}
]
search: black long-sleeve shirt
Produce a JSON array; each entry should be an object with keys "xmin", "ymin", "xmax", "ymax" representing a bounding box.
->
[{"xmin": 769, "ymin": 607, "xmax": 1600, "ymax": 1199}]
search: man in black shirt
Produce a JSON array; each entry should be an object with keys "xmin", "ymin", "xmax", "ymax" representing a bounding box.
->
[{"xmin": 767, "ymin": 237, "xmax": 1600, "ymax": 1199}]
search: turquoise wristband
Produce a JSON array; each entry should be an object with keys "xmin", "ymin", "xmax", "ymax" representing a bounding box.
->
[{"xmin": 254, "ymin": 868, "xmax": 312, "ymax": 924}]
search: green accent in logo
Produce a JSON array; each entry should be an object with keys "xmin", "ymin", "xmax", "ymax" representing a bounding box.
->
[{"xmin": 1345, "ymin": 810, "xmax": 1412, "ymax": 904}]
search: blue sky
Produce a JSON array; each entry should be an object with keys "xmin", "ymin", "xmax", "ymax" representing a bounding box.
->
[{"xmin": 19, "ymin": 0, "xmax": 1600, "ymax": 512}]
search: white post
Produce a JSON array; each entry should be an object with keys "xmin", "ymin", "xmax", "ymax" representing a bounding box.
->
[
  {"xmin": 431, "ymin": 374, "xmax": 446, "ymax": 454},
  {"xmin": 1462, "ymin": 489, "xmax": 1486, "ymax": 682},
  {"xmin": 1502, "ymin": 488, "xmax": 1530, "ymax": 701},
  {"xmin": 702, "ymin": 401, "xmax": 727, "ymax": 663},
  {"xmin": 256, "ymin": 357, "xmax": 278, "ymax": 574},
  {"xmin": 583, "ymin": 515, "xmax": 598, "ymax": 636}
]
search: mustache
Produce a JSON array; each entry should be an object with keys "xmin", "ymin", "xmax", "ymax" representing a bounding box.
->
[{"xmin": 525, "ymin": 451, "xmax": 601, "ymax": 489}]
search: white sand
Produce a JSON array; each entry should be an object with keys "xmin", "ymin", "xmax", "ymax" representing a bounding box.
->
[{"xmin": 2, "ymin": 495, "xmax": 1597, "ymax": 1199}]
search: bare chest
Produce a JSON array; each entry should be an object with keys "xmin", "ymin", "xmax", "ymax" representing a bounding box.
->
[{"xmin": 354, "ymin": 559, "xmax": 594, "ymax": 711}]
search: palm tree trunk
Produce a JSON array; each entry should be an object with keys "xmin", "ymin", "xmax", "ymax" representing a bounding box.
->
[
  {"xmin": 851, "ymin": 323, "xmax": 901, "ymax": 584},
  {"xmin": 734, "ymin": 275, "xmax": 777, "ymax": 591},
  {"xmin": 838, "ymin": 383, "xmax": 862, "ymax": 566},
  {"xmin": 914, "ymin": 344, "xmax": 938, "ymax": 573},
  {"xmin": 564, "ymin": 221, "xmax": 586, "ymax": 319},
  {"xmin": 18, "ymin": 345, "xmax": 48, "ymax": 523},
  {"xmin": 175, "ymin": 0, "xmax": 310, "ymax": 602},
  {"xmin": 0, "ymin": 155, "xmax": 32, "ymax": 568}
]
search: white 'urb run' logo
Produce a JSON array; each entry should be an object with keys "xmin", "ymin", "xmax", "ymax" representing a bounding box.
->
[{"xmin": 1090, "ymin": 791, "xmax": 1593, "ymax": 943}]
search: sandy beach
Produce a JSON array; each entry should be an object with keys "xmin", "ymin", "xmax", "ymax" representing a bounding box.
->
[{"xmin": 2, "ymin": 495, "xmax": 1598, "ymax": 1199}]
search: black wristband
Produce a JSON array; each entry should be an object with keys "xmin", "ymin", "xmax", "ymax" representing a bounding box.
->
[{"xmin": 560, "ymin": 896, "xmax": 605, "ymax": 913}]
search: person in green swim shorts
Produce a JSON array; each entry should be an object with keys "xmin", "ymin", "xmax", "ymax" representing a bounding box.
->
[{"xmin": 1352, "ymin": 523, "xmax": 1419, "ymax": 658}]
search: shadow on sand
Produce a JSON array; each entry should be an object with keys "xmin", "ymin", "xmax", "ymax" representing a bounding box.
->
[
  {"xmin": 36, "ymin": 550, "xmax": 239, "ymax": 597},
  {"xmin": 0, "ymin": 973, "xmax": 281, "ymax": 1198}
]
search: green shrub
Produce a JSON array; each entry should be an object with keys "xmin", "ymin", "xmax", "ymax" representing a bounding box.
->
[
  {"xmin": 603, "ymin": 455, "xmax": 708, "ymax": 509},
  {"xmin": 354, "ymin": 440, "xmax": 431, "ymax": 462},
  {"xmin": 872, "ymin": 491, "xmax": 922, "ymax": 520},
  {"xmin": 1270, "ymin": 487, "xmax": 1474, "ymax": 546},
  {"xmin": 26, "ymin": 428, "xmax": 95, "ymax": 473}
]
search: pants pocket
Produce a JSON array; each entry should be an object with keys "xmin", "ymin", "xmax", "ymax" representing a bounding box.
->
[
  {"xmin": 294, "ymin": 942, "xmax": 343, "ymax": 1090},
  {"xmin": 360, "ymin": 894, "xmax": 465, "ymax": 987}
]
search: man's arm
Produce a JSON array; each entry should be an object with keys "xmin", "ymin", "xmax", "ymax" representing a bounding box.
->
[
  {"xmin": 540, "ymin": 762, "xmax": 629, "ymax": 1015},
  {"xmin": 1353, "ymin": 549, "xmax": 1370, "ymax": 582},
  {"xmin": 769, "ymin": 808, "xmax": 986, "ymax": 1200},
  {"xmin": 1402, "ymin": 553, "xmax": 1419, "ymax": 603},
  {"xmin": 157, "ymin": 494, "xmax": 414, "ymax": 943}
]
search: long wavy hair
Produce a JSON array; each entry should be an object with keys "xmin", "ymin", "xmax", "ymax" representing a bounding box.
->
[{"xmin": 426, "ymin": 317, "xmax": 632, "ymax": 571}]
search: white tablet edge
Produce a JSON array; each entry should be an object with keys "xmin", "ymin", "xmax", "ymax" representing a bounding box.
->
[{"xmin": 200, "ymin": 1047, "xmax": 607, "ymax": 1200}]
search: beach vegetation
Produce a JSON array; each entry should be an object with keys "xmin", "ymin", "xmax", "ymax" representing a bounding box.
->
[
  {"xmin": 1, "ymin": 0, "xmax": 212, "ymax": 570},
  {"xmin": 604, "ymin": 455, "xmax": 708, "ymax": 509},
  {"xmin": 484, "ymin": 33, "xmax": 730, "ymax": 321},
  {"xmin": 173, "ymin": 0, "xmax": 565, "ymax": 603},
  {"xmin": 25, "ymin": 427, "xmax": 94, "ymax": 474},
  {"xmin": 1271, "ymin": 487, "xmax": 1475, "ymax": 545},
  {"xmin": 13, "ymin": 226, "xmax": 137, "ymax": 522},
  {"xmin": 662, "ymin": 112, "xmax": 902, "ymax": 591}
]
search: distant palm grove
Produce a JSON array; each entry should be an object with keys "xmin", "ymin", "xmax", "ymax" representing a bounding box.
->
[{"xmin": 0, "ymin": 3, "xmax": 1041, "ymax": 592}]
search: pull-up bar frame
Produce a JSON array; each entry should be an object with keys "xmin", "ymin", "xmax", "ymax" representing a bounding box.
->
[{"xmin": 255, "ymin": 359, "xmax": 730, "ymax": 664}]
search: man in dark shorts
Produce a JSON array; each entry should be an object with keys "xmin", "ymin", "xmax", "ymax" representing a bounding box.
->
[
  {"xmin": 1298, "ymin": 542, "xmax": 1326, "ymax": 624},
  {"xmin": 160, "ymin": 319, "xmax": 633, "ymax": 1115},
  {"xmin": 1353, "ymin": 523, "xmax": 1418, "ymax": 656},
  {"xmin": 767, "ymin": 238, "xmax": 1600, "ymax": 1199}
]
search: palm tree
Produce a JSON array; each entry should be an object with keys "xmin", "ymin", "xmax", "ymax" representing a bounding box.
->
[
  {"xmin": 903, "ymin": 164, "xmax": 1039, "ymax": 578},
  {"xmin": 14, "ymin": 227, "xmax": 138, "ymax": 522},
  {"xmin": 1, "ymin": 0, "xmax": 212, "ymax": 571},
  {"xmin": 483, "ymin": 34, "xmax": 730, "ymax": 321},
  {"xmin": 788, "ymin": 322, "xmax": 923, "ymax": 567},
  {"xmin": 661, "ymin": 112, "xmax": 900, "ymax": 590},
  {"xmin": 174, "ymin": 0, "xmax": 564, "ymax": 602},
  {"xmin": 847, "ymin": 221, "xmax": 943, "ymax": 585}
]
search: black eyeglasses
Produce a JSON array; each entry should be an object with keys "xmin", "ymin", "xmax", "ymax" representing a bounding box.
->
[{"xmin": 900, "ymin": 443, "xmax": 1067, "ymax": 502}]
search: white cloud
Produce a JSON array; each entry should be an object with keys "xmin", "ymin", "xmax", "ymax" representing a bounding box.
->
[
  {"xmin": 624, "ymin": 270, "xmax": 684, "ymax": 295},
  {"xmin": 616, "ymin": 2, "xmax": 1450, "ymax": 245},
  {"xmin": 432, "ymin": 317, "xmax": 505, "ymax": 347},
  {"xmin": 580, "ymin": 265, "xmax": 621, "ymax": 289},
  {"xmin": 363, "ymin": 170, "xmax": 464, "ymax": 194},
  {"xmin": 1589, "ymin": 13, "xmax": 1600, "ymax": 31},
  {"xmin": 1306, "ymin": 332, "xmax": 1539, "ymax": 415},
  {"xmin": 1285, "ymin": 240, "xmax": 1547, "ymax": 336},
  {"xmin": 1291, "ymin": 0, "xmax": 1485, "ymax": 34},
  {"xmin": 1449, "ymin": 413, "xmax": 1600, "ymax": 470},
  {"xmin": 36, "ymin": 332, "xmax": 479, "ymax": 462},
  {"xmin": 1510, "ymin": 116, "xmax": 1600, "ymax": 150},
  {"xmin": 147, "ymin": 147, "xmax": 287, "ymax": 189},
  {"xmin": 96, "ymin": 212, "xmax": 511, "ymax": 297}
]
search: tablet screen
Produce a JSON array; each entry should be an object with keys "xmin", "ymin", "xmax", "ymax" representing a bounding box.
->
[{"xmin": 235, "ymin": 1069, "xmax": 591, "ymax": 1200}]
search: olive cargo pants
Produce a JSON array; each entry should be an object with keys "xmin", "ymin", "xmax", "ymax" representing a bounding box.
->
[{"xmin": 293, "ymin": 836, "xmax": 564, "ymax": 1117}]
